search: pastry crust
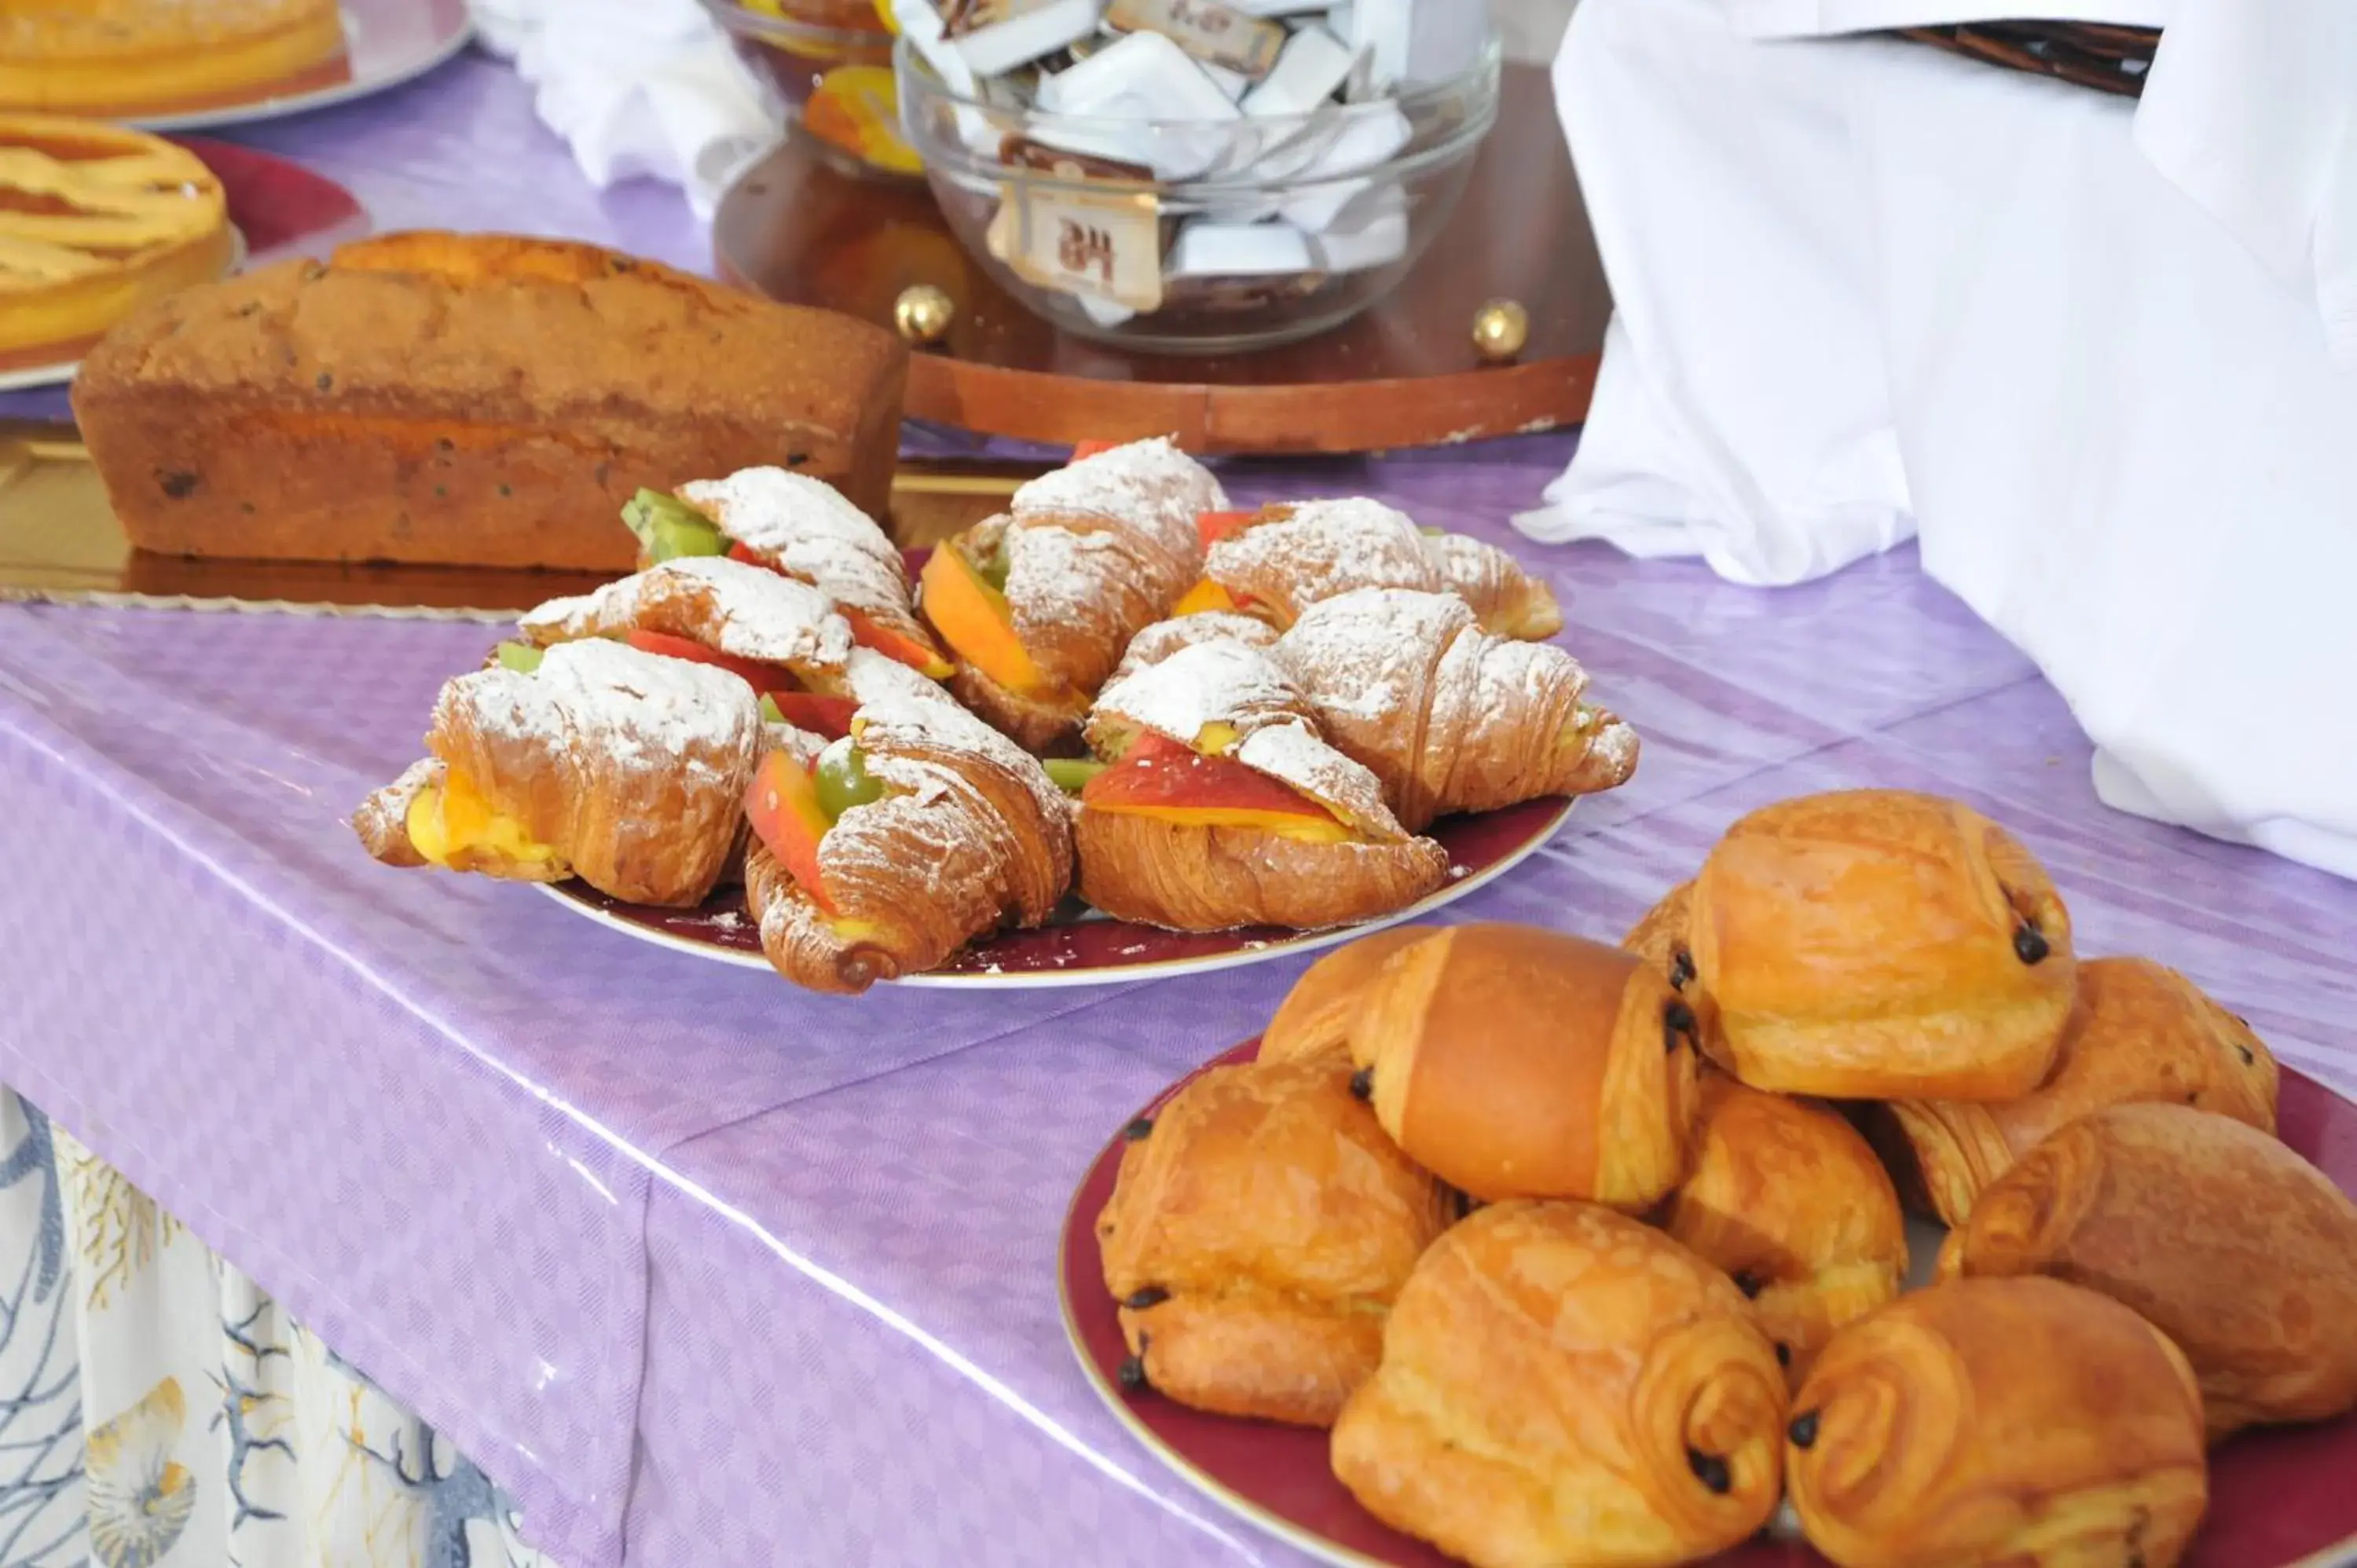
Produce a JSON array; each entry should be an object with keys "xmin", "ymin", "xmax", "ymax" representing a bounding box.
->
[
  {"xmin": 1787, "ymin": 1277, "xmax": 2208, "ymax": 1568},
  {"xmin": 1346, "ymin": 925, "xmax": 1699, "ymax": 1208},
  {"xmin": 1259, "ymin": 927, "xmax": 1434, "ymax": 1067},
  {"xmin": 73, "ymin": 232, "xmax": 906, "ymax": 572},
  {"xmin": 1, "ymin": 1, "xmax": 344, "ymax": 114},
  {"xmin": 1332, "ymin": 1202, "xmax": 1787, "ymax": 1568},
  {"xmin": 1094, "ymin": 1057, "xmax": 1453, "ymax": 1427},
  {"xmin": 1204, "ymin": 499, "xmax": 1563, "ymax": 639},
  {"xmin": 1275, "ymin": 588, "xmax": 1637, "ymax": 831},
  {"xmin": 1689, "ymin": 790, "xmax": 2076, "ymax": 1101},
  {"xmin": 1945, "ymin": 1101, "xmax": 2357, "ymax": 1440},
  {"xmin": 518, "ymin": 555, "xmax": 855, "ymax": 680},
  {"xmin": 1110, "ymin": 611, "xmax": 1280, "ymax": 683},
  {"xmin": 1886, "ymin": 956, "xmax": 2278, "ymax": 1225},
  {"xmin": 1659, "ymin": 1075, "xmax": 1908, "ymax": 1387},
  {"xmin": 356, "ymin": 640, "xmax": 763, "ymax": 906},
  {"xmin": 745, "ymin": 696, "xmax": 1075, "ymax": 993},
  {"xmin": 1426, "ymin": 530, "xmax": 1564, "ymax": 639}
]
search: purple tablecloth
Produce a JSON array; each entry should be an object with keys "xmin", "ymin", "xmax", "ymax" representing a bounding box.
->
[{"xmin": 5, "ymin": 46, "xmax": 2355, "ymax": 1568}]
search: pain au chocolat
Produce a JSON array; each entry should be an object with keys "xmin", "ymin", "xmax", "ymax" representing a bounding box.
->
[
  {"xmin": 1345, "ymin": 924, "xmax": 1698, "ymax": 1209},
  {"xmin": 1094, "ymin": 1056, "xmax": 1453, "ymax": 1427},
  {"xmin": 1332, "ymin": 1202, "xmax": 1787, "ymax": 1568},
  {"xmin": 1688, "ymin": 790, "xmax": 2076, "ymax": 1101},
  {"xmin": 1886, "ymin": 955, "xmax": 2279, "ymax": 1225},
  {"xmin": 1943, "ymin": 1101, "xmax": 2357, "ymax": 1440}
]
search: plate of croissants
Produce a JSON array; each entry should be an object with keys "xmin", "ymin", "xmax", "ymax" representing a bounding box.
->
[
  {"xmin": 1064, "ymin": 789, "xmax": 2357, "ymax": 1568},
  {"xmin": 354, "ymin": 439, "xmax": 1640, "ymax": 993}
]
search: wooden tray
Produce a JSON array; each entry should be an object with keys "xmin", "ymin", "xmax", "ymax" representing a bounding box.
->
[
  {"xmin": 711, "ymin": 63, "xmax": 1608, "ymax": 455},
  {"xmin": 0, "ymin": 421, "xmax": 1039, "ymax": 618}
]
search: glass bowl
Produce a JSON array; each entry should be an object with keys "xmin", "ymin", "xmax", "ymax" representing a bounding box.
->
[
  {"xmin": 895, "ymin": 30, "xmax": 1502, "ymax": 354},
  {"xmin": 702, "ymin": 0, "xmax": 922, "ymax": 178}
]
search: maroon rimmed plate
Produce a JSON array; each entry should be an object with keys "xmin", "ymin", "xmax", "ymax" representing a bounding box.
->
[
  {"xmin": 1058, "ymin": 1040, "xmax": 2357, "ymax": 1568},
  {"xmin": 538, "ymin": 794, "xmax": 1573, "ymax": 987}
]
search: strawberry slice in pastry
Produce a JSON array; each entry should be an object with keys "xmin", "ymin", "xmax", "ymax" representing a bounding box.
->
[{"xmin": 1075, "ymin": 639, "xmax": 1448, "ymax": 932}]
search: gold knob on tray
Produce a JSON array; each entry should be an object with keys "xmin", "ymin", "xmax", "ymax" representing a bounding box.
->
[
  {"xmin": 895, "ymin": 284, "xmax": 956, "ymax": 346},
  {"xmin": 1472, "ymin": 299, "xmax": 1530, "ymax": 363}
]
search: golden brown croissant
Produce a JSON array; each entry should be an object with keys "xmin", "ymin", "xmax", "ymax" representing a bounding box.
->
[
  {"xmin": 1074, "ymin": 640, "xmax": 1449, "ymax": 931},
  {"xmin": 1198, "ymin": 498, "xmax": 1563, "ymax": 639},
  {"xmin": 674, "ymin": 466, "xmax": 949, "ymax": 676},
  {"xmin": 1332, "ymin": 1201, "xmax": 1787, "ymax": 1568},
  {"xmin": 354, "ymin": 639, "xmax": 762, "ymax": 905},
  {"xmin": 743, "ymin": 694, "xmax": 1074, "ymax": 992},
  {"xmin": 1109, "ymin": 610, "xmax": 1278, "ymax": 683},
  {"xmin": 1659, "ymin": 1075, "xmax": 1908, "ymax": 1387},
  {"xmin": 1274, "ymin": 588, "xmax": 1638, "ymax": 831},
  {"xmin": 1944, "ymin": 1101, "xmax": 2357, "ymax": 1440},
  {"xmin": 1787, "ymin": 1276, "xmax": 2207, "ymax": 1568},
  {"xmin": 1347, "ymin": 924, "xmax": 1699, "ymax": 1208},
  {"xmin": 1258, "ymin": 926, "xmax": 1434, "ymax": 1067},
  {"xmin": 1886, "ymin": 955, "xmax": 2279, "ymax": 1225},
  {"xmin": 918, "ymin": 438, "xmax": 1221, "ymax": 753},
  {"xmin": 1621, "ymin": 881, "xmax": 1695, "ymax": 982},
  {"xmin": 518, "ymin": 554, "xmax": 856, "ymax": 680},
  {"xmin": 1689, "ymin": 790, "xmax": 2076, "ymax": 1100},
  {"xmin": 1094, "ymin": 1056, "xmax": 1454, "ymax": 1427}
]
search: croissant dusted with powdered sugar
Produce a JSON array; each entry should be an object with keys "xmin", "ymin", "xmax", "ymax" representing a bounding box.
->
[
  {"xmin": 353, "ymin": 639, "xmax": 762, "ymax": 906},
  {"xmin": 1787, "ymin": 1277, "xmax": 2208, "ymax": 1568},
  {"xmin": 1075, "ymin": 640, "xmax": 1448, "ymax": 931},
  {"xmin": 1332, "ymin": 1201, "xmax": 1788, "ymax": 1568},
  {"xmin": 1109, "ymin": 610, "xmax": 1278, "ymax": 683},
  {"xmin": 1274, "ymin": 587, "xmax": 1638, "ymax": 832},
  {"xmin": 1882, "ymin": 955, "xmax": 2278, "ymax": 1226},
  {"xmin": 1094, "ymin": 1056, "xmax": 1454, "ymax": 1427},
  {"xmin": 1660, "ymin": 1075, "xmax": 1908, "ymax": 1387},
  {"xmin": 1199, "ymin": 498, "xmax": 1563, "ymax": 639},
  {"xmin": 744, "ymin": 695, "xmax": 1074, "ymax": 994},
  {"xmin": 1942, "ymin": 1102, "xmax": 2357, "ymax": 1440},
  {"xmin": 918, "ymin": 438, "xmax": 1222, "ymax": 753},
  {"xmin": 519, "ymin": 554, "xmax": 855, "ymax": 678}
]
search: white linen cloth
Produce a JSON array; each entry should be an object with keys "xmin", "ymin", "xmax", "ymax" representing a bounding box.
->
[
  {"xmin": 1522, "ymin": 0, "xmax": 2357, "ymax": 878},
  {"xmin": 467, "ymin": 0, "xmax": 783, "ymax": 218}
]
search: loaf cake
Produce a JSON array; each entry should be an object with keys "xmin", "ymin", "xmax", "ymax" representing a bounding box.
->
[
  {"xmin": 0, "ymin": 0, "xmax": 346, "ymax": 114},
  {"xmin": 73, "ymin": 232, "xmax": 909, "ymax": 573}
]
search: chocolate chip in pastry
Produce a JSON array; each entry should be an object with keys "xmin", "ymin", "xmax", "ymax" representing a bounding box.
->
[
  {"xmin": 1942, "ymin": 1101, "xmax": 2357, "ymax": 1441},
  {"xmin": 1788, "ymin": 1275, "xmax": 2208, "ymax": 1568},
  {"xmin": 1346, "ymin": 924, "xmax": 1699, "ymax": 1209},
  {"xmin": 1332, "ymin": 1201, "xmax": 1787, "ymax": 1568},
  {"xmin": 1094, "ymin": 1057, "xmax": 1453, "ymax": 1427},
  {"xmin": 1884, "ymin": 955, "xmax": 2279, "ymax": 1225},
  {"xmin": 1689, "ymin": 789, "xmax": 2076, "ymax": 1101}
]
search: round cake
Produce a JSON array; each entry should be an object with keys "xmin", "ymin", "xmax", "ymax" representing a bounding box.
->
[
  {"xmin": 0, "ymin": 115, "xmax": 234, "ymax": 360},
  {"xmin": 0, "ymin": 0, "xmax": 346, "ymax": 115}
]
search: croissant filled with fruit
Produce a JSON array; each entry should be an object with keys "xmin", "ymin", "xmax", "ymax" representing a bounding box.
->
[
  {"xmin": 917, "ymin": 438, "xmax": 1223, "ymax": 753},
  {"xmin": 1072, "ymin": 639, "xmax": 1449, "ymax": 932},
  {"xmin": 1274, "ymin": 588, "xmax": 1638, "ymax": 830},
  {"xmin": 1183, "ymin": 497, "xmax": 1563, "ymax": 639},
  {"xmin": 352, "ymin": 639, "xmax": 762, "ymax": 907},
  {"xmin": 742, "ymin": 694, "xmax": 1076, "ymax": 994}
]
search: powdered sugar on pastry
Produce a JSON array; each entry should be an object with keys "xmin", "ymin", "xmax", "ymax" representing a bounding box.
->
[
  {"xmin": 453, "ymin": 638, "xmax": 761, "ymax": 776},
  {"xmin": 1274, "ymin": 587, "xmax": 1472, "ymax": 717},
  {"xmin": 1232, "ymin": 720, "xmax": 1407, "ymax": 839},
  {"xmin": 1004, "ymin": 523, "xmax": 1131, "ymax": 628},
  {"xmin": 677, "ymin": 468, "xmax": 911, "ymax": 621},
  {"xmin": 1208, "ymin": 498, "xmax": 1439, "ymax": 612},
  {"xmin": 1093, "ymin": 639, "xmax": 1308, "ymax": 751},
  {"xmin": 519, "ymin": 556, "xmax": 854, "ymax": 672},
  {"xmin": 1012, "ymin": 437, "xmax": 1226, "ymax": 566},
  {"xmin": 838, "ymin": 646, "xmax": 957, "ymax": 713},
  {"xmin": 854, "ymin": 694, "xmax": 1072, "ymax": 826},
  {"xmin": 1113, "ymin": 611, "xmax": 1278, "ymax": 680}
]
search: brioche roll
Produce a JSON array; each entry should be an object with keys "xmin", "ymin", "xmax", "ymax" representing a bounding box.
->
[
  {"xmin": 1690, "ymin": 790, "xmax": 2075, "ymax": 1100},
  {"xmin": 1347, "ymin": 925, "xmax": 1699, "ymax": 1208},
  {"xmin": 1945, "ymin": 1101, "xmax": 2357, "ymax": 1440},
  {"xmin": 1788, "ymin": 1277, "xmax": 2207, "ymax": 1568},
  {"xmin": 1887, "ymin": 956, "xmax": 2278, "ymax": 1225},
  {"xmin": 1332, "ymin": 1201, "xmax": 1787, "ymax": 1568},
  {"xmin": 1660, "ymin": 1075, "xmax": 1908, "ymax": 1387},
  {"xmin": 1094, "ymin": 1057, "xmax": 1454, "ymax": 1427}
]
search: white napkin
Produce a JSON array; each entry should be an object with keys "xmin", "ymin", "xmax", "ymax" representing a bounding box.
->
[{"xmin": 468, "ymin": 0, "xmax": 784, "ymax": 218}]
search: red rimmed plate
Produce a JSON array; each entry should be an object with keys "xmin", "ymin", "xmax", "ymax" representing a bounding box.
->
[
  {"xmin": 104, "ymin": 0, "xmax": 473, "ymax": 133},
  {"xmin": 0, "ymin": 137, "xmax": 368, "ymax": 393},
  {"xmin": 1058, "ymin": 1040, "xmax": 2357, "ymax": 1568},
  {"xmin": 537, "ymin": 794, "xmax": 1574, "ymax": 987}
]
